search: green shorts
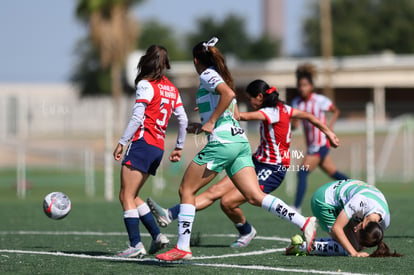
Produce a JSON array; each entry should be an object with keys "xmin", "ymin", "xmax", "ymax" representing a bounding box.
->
[
  {"xmin": 310, "ymin": 183, "xmax": 340, "ymax": 233},
  {"xmin": 192, "ymin": 142, "xmax": 254, "ymax": 178}
]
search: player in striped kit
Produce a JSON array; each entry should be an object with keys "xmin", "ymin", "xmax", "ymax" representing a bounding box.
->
[
  {"xmin": 291, "ymin": 64, "xmax": 348, "ymax": 212},
  {"xmin": 113, "ymin": 45, "xmax": 188, "ymax": 258},
  {"xmin": 148, "ymin": 79, "xmax": 340, "ymax": 249},
  {"xmin": 286, "ymin": 179, "xmax": 402, "ymax": 257}
]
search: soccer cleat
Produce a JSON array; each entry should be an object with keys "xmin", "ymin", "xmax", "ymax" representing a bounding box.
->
[
  {"xmin": 147, "ymin": 197, "xmax": 172, "ymax": 228},
  {"xmin": 148, "ymin": 233, "xmax": 170, "ymax": 254},
  {"xmin": 286, "ymin": 234, "xmax": 307, "ymax": 256},
  {"xmin": 117, "ymin": 242, "xmax": 147, "ymax": 258},
  {"xmin": 301, "ymin": 216, "xmax": 318, "ymax": 252},
  {"xmin": 156, "ymin": 245, "xmax": 192, "ymax": 261},
  {"xmin": 230, "ymin": 226, "xmax": 257, "ymax": 248}
]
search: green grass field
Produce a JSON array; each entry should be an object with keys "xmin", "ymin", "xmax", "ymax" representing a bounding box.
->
[{"xmin": 0, "ymin": 168, "xmax": 413, "ymax": 274}]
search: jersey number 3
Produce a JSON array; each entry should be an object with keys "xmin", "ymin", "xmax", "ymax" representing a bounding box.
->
[{"xmin": 157, "ymin": 98, "xmax": 174, "ymax": 126}]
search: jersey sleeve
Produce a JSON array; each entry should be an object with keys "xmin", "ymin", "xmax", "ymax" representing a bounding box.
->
[
  {"xmin": 135, "ymin": 80, "xmax": 154, "ymax": 104},
  {"xmin": 318, "ymin": 94, "xmax": 333, "ymax": 111},
  {"xmin": 175, "ymin": 94, "xmax": 183, "ymax": 109},
  {"xmin": 199, "ymin": 68, "xmax": 225, "ymax": 92},
  {"xmin": 259, "ymin": 107, "xmax": 280, "ymax": 124}
]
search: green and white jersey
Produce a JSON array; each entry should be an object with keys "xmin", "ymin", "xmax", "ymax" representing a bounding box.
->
[
  {"xmin": 324, "ymin": 179, "xmax": 390, "ymax": 229},
  {"xmin": 196, "ymin": 68, "xmax": 248, "ymax": 144}
]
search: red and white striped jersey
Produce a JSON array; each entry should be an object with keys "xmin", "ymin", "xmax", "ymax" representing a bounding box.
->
[
  {"xmin": 253, "ymin": 102, "xmax": 293, "ymax": 166},
  {"xmin": 291, "ymin": 93, "xmax": 333, "ymax": 150},
  {"xmin": 132, "ymin": 76, "xmax": 183, "ymax": 150}
]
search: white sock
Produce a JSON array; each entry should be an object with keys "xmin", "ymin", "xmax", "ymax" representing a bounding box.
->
[
  {"xmin": 123, "ymin": 209, "xmax": 139, "ymax": 218},
  {"xmin": 310, "ymin": 238, "xmax": 348, "ymax": 256},
  {"xmin": 176, "ymin": 204, "xmax": 196, "ymax": 252},
  {"xmin": 261, "ymin": 194, "xmax": 306, "ymax": 229},
  {"xmin": 137, "ymin": 203, "xmax": 151, "ymax": 216}
]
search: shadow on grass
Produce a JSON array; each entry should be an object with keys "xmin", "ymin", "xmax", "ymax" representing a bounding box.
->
[{"xmin": 58, "ymin": 251, "xmax": 114, "ymax": 256}]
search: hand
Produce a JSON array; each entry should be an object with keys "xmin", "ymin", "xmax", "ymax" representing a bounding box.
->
[
  {"xmin": 169, "ymin": 148, "xmax": 182, "ymax": 162},
  {"xmin": 352, "ymin": 251, "xmax": 370, "ymax": 257},
  {"xmin": 113, "ymin": 143, "xmax": 123, "ymax": 161},
  {"xmin": 187, "ymin": 122, "xmax": 203, "ymax": 134},
  {"xmin": 327, "ymin": 131, "xmax": 340, "ymax": 148},
  {"xmin": 201, "ymin": 120, "xmax": 215, "ymax": 134}
]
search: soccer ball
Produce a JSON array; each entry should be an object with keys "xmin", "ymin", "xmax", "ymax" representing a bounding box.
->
[{"xmin": 43, "ymin": 192, "xmax": 71, "ymax": 220}]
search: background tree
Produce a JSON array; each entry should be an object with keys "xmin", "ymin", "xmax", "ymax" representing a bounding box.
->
[
  {"xmin": 187, "ymin": 15, "xmax": 279, "ymax": 60},
  {"xmin": 75, "ymin": 0, "xmax": 142, "ymax": 103},
  {"xmin": 304, "ymin": 0, "xmax": 414, "ymax": 56},
  {"xmin": 138, "ymin": 20, "xmax": 187, "ymax": 60}
]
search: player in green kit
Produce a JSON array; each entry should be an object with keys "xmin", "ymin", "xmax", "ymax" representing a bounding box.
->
[
  {"xmin": 286, "ymin": 179, "xmax": 402, "ymax": 257},
  {"xmin": 156, "ymin": 37, "xmax": 319, "ymax": 261}
]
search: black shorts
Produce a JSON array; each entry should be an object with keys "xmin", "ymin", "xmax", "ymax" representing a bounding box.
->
[
  {"xmin": 122, "ymin": 139, "xmax": 164, "ymax": 175},
  {"xmin": 253, "ymin": 157, "xmax": 286, "ymax": 194}
]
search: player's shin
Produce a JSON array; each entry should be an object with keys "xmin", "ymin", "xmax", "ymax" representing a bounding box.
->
[
  {"xmin": 176, "ymin": 204, "xmax": 196, "ymax": 252},
  {"xmin": 310, "ymin": 238, "xmax": 348, "ymax": 256},
  {"xmin": 261, "ymin": 194, "xmax": 306, "ymax": 228}
]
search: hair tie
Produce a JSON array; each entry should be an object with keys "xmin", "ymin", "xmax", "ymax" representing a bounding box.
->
[
  {"xmin": 266, "ymin": 86, "xmax": 278, "ymax": 94},
  {"xmin": 202, "ymin": 37, "xmax": 219, "ymax": 52}
]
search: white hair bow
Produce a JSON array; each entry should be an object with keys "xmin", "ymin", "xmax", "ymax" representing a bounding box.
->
[{"xmin": 202, "ymin": 37, "xmax": 219, "ymax": 52}]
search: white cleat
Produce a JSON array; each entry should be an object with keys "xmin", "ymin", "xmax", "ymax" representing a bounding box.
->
[
  {"xmin": 117, "ymin": 242, "xmax": 147, "ymax": 258},
  {"xmin": 301, "ymin": 217, "xmax": 318, "ymax": 252},
  {"xmin": 147, "ymin": 197, "xmax": 172, "ymax": 228},
  {"xmin": 230, "ymin": 227, "xmax": 257, "ymax": 248}
]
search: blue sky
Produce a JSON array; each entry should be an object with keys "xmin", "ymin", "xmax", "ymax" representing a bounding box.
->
[{"xmin": 0, "ymin": 0, "xmax": 307, "ymax": 83}]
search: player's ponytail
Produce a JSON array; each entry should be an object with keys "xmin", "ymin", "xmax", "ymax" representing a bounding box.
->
[
  {"xmin": 370, "ymin": 241, "xmax": 403, "ymax": 257},
  {"xmin": 193, "ymin": 37, "xmax": 234, "ymax": 89},
  {"xmin": 135, "ymin": 45, "xmax": 170, "ymax": 85},
  {"xmin": 295, "ymin": 63, "xmax": 316, "ymax": 86},
  {"xmin": 246, "ymin": 79, "xmax": 280, "ymax": 108},
  {"xmin": 359, "ymin": 221, "xmax": 403, "ymax": 257}
]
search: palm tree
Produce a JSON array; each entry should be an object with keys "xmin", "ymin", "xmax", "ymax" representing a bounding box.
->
[{"xmin": 76, "ymin": 0, "xmax": 142, "ymax": 113}]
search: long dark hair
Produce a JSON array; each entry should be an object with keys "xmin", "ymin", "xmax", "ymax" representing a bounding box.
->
[
  {"xmin": 246, "ymin": 79, "xmax": 280, "ymax": 108},
  {"xmin": 359, "ymin": 222, "xmax": 403, "ymax": 257},
  {"xmin": 192, "ymin": 38, "xmax": 234, "ymax": 89},
  {"xmin": 134, "ymin": 45, "xmax": 170, "ymax": 85}
]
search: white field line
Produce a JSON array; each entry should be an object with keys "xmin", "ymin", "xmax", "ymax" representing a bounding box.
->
[
  {"xmin": 0, "ymin": 231, "xmax": 290, "ymax": 242},
  {"xmin": 0, "ymin": 249, "xmax": 375, "ymax": 275}
]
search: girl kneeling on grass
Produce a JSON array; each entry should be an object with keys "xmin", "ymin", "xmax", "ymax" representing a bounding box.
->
[{"xmin": 286, "ymin": 179, "xmax": 403, "ymax": 257}]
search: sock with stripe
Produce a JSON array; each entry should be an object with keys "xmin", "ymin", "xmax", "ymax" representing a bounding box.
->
[
  {"xmin": 261, "ymin": 194, "xmax": 306, "ymax": 229},
  {"xmin": 123, "ymin": 209, "xmax": 141, "ymax": 247},
  {"xmin": 137, "ymin": 203, "xmax": 160, "ymax": 240},
  {"xmin": 176, "ymin": 204, "xmax": 196, "ymax": 252}
]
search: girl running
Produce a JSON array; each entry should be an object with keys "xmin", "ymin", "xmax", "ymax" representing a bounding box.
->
[
  {"xmin": 286, "ymin": 179, "xmax": 402, "ymax": 257},
  {"xmin": 292, "ymin": 63, "xmax": 348, "ymax": 211},
  {"xmin": 156, "ymin": 38, "xmax": 319, "ymax": 261},
  {"xmin": 113, "ymin": 45, "xmax": 188, "ymax": 258},
  {"xmin": 148, "ymin": 79, "xmax": 340, "ymax": 248}
]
